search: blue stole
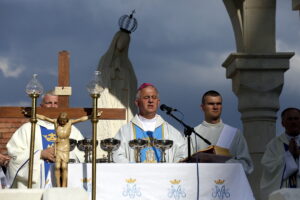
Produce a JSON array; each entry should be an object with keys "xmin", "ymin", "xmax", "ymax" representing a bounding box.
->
[
  {"xmin": 40, "ymin": 126, "xmax": 56, "ymax": 181},
  {"xmin": 133, "ymin": 124, "xmax": 164, "ymax": 163}
]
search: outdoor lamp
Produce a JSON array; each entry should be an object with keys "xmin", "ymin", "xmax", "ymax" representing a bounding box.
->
[
  {"xmin": 87, "ymin": 71, "xmax": 103, "ymax": 200},
  {"xmin": 25, "ymin": 74, "xmax": 43, "ymax": 188}
]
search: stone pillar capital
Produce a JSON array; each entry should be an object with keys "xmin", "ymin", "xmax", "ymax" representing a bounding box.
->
[
  {"xmin": 222, "ymin": 52, "xmax": 294, "ymax": 123},
  {"xmin": 222, "ymin": 52, "xmax": 294, "ymax": 78}
]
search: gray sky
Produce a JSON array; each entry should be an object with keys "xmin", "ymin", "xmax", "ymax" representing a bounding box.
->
[{"xmin": 0, "ymin": 0, "xmax": 299, "ymax": 137}]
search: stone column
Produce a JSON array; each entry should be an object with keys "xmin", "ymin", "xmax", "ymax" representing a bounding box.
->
[
  {"xmin": 222, "ymin": 53, "xmax": 293, "ymax": 199},
  {"xmin": 222, "ymin": 1, "xmax": 294, "ymax": 199}
]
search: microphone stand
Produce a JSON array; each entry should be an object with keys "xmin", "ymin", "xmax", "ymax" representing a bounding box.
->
[{"xmin": 164, "ymin": 110, "xmax": 211, "ymax": 159}]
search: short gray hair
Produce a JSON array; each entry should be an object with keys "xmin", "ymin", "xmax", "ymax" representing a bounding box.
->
[
  {"xmin": 135, "ymin": 85, "xmax": 160, "ymax": 100},
  {"xmin": 41, "ymin": 90, "xmax": 57, "ymax": 100}
]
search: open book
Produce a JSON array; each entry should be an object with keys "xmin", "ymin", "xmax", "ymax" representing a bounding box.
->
[{"xmin": 180, "ymin": 145, "xmax": 232, "ymax": 163}]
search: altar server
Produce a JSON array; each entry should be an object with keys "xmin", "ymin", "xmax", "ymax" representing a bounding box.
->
[{"xmin": 191, "ymin": 90, "xmax": 253, "ymax": 174}]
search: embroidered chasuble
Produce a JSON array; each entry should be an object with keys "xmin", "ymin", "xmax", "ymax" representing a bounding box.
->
[
  {"xmin": 133, "ymin": 125, "xmax": 163, "ymax": 163},
  {"xmin": 40, "ymin": 126, "xmax": 56, "ymax": 181}
]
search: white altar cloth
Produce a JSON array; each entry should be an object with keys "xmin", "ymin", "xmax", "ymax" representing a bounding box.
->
[{"xmin": 67, "ymin": 163, "xmax": 254, "ymax": 200}]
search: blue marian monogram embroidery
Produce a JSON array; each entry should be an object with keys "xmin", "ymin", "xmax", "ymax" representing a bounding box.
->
[
  {"xmin": 211, "ymin": 179, "xmax": 230, "ymax": 200},
  {"xmin": 122, "ymin": 178, "xmax": 142, "ymax": 199},
  {"xmin": 168, "ymin": 179, "xmax": 186, "ymax": 200}
]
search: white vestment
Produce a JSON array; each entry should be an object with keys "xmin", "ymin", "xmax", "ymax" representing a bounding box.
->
[
  {"xmin": 260, "ymin": 133, "xmax": 300, "ymax": 200},
  {"xmin": 113, "ymin": 114, "xmax": 187, "ymax": 163},
  {"xmin": 0, "ymin": 166, "xmax": 8, "ymax": 189},
  {"xmin": 191, "ymin": 120, "xmax": 253, "ymax": 174},
  {"xmin": 97, "ymin": 30, "xmax": 137, "ymax": 157},
  {"xmin": 6, "ymin": 120, "xmax": 85, "ymax": 188}
]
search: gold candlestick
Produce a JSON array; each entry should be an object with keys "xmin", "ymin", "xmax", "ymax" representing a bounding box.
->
[
  {"xmin": 25, "ymin": 74, "xmax": 43, "ymax": 188},
  {"xmin": 87, "ymin": 71, "xmax": 103, "ymax": 200},
  {"xmin": 91, "ymin": 93, "xmax": 99, "ymax": 200},
  {"xmin": 27, "ymin": 93, "xmax": 39, "ymax": 188}
]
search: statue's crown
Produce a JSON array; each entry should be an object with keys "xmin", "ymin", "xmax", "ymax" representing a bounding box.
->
[
  {"xmin": 214, "ymin": 179, "xmax": 225, "ymax": 184},
  {"xmin": 119, "ymin": 10, "xmax": 138, "ymax": 33}
]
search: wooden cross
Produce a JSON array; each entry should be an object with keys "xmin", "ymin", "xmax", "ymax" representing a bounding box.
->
[
  {"xmin": 0, "ymin": 51, "xmax": 125, "ymax": 153},
  {"xmin": 57, "ymin": 50, "xmax": 70, "ymax": 108}
]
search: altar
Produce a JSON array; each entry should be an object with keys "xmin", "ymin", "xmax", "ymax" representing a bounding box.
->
[{"xmin": 66, "ymin": 163, "xmax": 254, "ymax": 200}]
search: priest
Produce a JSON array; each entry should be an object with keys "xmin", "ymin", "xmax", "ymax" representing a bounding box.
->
[
  {"xmin": 260, "ymin": 107, "xmax": 300, "ymax": 199},
  {"xmin": 6, "ymin": 91, "xmax": 85, "ymax": 188}
]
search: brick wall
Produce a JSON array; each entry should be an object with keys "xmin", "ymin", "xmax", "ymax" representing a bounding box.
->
[{"xmin": 0, "ymin": 118, "xmax": 29, "ymax": 154}]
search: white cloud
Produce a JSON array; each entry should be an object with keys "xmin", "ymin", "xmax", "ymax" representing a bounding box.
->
[
  {"xmin": 285, "ymin": 53, "xmax": 300, "ymax": 92},
  {"xmin": 0, "ymin": 57, "xmax": 25, "ymax": 78},
  {"xmin": 276, "ymin": 39, "xmax": 299, "ymax": 52},
  {"xmin": 276, "ymin": 39, "xmax": 300, "ymax": 96},
  {"xmin": 0, "ymin": 101, "xmax": 30, "ymax": 107}
]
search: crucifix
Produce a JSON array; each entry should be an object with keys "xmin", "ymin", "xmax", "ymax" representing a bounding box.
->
[
  {"xmin": 0, "ymin": 50, "xmax": 125, "ymax": 152},
  {"xmin": 0, "ymin": 50, "xmax": 125, "ymax": 196}
]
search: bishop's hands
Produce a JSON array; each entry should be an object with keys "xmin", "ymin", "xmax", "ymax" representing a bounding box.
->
[
  {"xmin": 41, "ymin": 146, "xmax": 55, "ymax": 162},
  {"xmin": 288, "ymin": 138, "xmax": 300, "ymax": 159}
]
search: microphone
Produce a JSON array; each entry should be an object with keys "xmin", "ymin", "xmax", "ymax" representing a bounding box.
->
[{"xmin": 160, "ymin": 104, "xmax": 177, "ymax": 113}]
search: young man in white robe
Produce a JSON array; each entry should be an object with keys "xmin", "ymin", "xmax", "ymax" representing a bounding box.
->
[
  {"xmin": 190, "ymin": 90, "xmax": 253, "ymax": 174},
  {"xmin": 260, "ymin": 107, "xmax": 300, "ymax": 199},
  {"xmin": 113, "ymin": 83, "xmax": 187, "ymax": 163},
  {"xmin": 6, "ymin": 92, "xmax": 85, "ymax": 188}
]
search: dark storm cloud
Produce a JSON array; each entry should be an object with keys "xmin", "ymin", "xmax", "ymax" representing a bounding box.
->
[{"xmin": 0, "ymin": 0, "xmax": 299, "ymax": 135}]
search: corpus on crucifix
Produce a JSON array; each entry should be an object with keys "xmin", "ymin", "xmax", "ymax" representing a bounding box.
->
[{"xmin": 36, "ymin": 112, "xmax": 89, "ymax": 187}]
